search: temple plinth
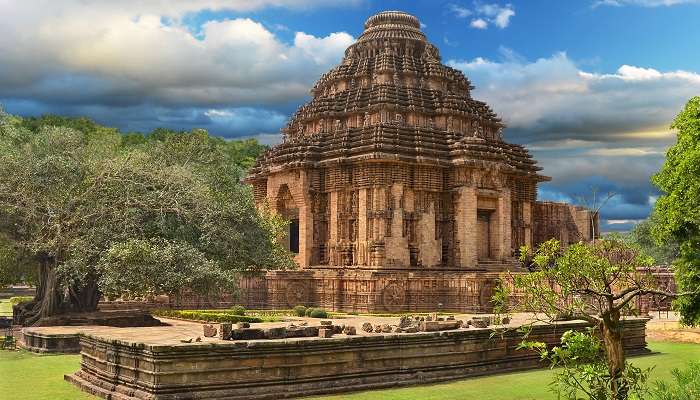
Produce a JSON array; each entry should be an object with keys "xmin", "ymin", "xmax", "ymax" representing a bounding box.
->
[{"xmin": 243, "ymin": 11, "xmax": 596, "ymax": 312}]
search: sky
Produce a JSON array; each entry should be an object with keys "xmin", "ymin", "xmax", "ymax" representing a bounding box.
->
[{"xmin": 1, "ymin": 0, "xmax": 699, "ymax": 232}]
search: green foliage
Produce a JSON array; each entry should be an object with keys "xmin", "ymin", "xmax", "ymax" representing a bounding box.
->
[
  {"xmin": 8, "ymin": 296, "xmax": 33, "ymax": 306},
  {"xmin": 152, "ymin": 309, "xmax": 264, "ymax": 323},
  {"xmin": 293, "ymin": 305, "xmax": 307, "ymax": 317},
  {"xmin": 230, "ymin": 305, "xmax": 246, "ymax": 316},
  {"xmin": 625, "ymin": 216, "xmax": 679, "ymax": 266},
  {"xmin": 305, "ymin": 307, "xmax": 313, "ymax": 317},
  {"xmin": 308, "ymin": 308, "xmax": 328, "ymax": 318},
  {"xmin": 520, "ymin": 330, "xmax": 651, "ymax": 400},
  {"xmin": 0, "ymin": 109, "xmax": 292, "ymax": 318},
  {"xmin": 649, "ymin": 361, "xmax": 700, "ymax": 400},
  {"xmin": 652, "ymin": 97, "xmax": 700, "ymax": 326}
]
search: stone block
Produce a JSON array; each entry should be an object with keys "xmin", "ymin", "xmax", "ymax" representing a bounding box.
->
[
  {"xmin": 374, "ymin": 324, "xmax": 382, "ymax": 333},
  {"xmin": 320, "ymin": 320, "xmax": 333, "ymax": 326},
  {"xmin": 303, "ymin": 326, "xmax": 319, "ymax": 337},
  {"xmin": 361, "ymin": 322, "xmax": 373, "ymax": 333},
  {"xmin": 285, "ymin": 327, "xmax": 305, "ymax": 338},
  {"xmin": 381, "ymin": 324, "xmax": 392, "ymax": 333},
  {"xmin": 318, "ymin": 328, "xmax": 333, "ymax": 338},
  {"xmin": 343, "ymin": 326, "xmax": 357, "ymax": 335},
  {"xmin": 265, "ymin": 327, "xmax": 287, "ymax": 340},
  {"xmin": 404, "ymin": 326, "xmax": 418, "ymax": 333},
  {"xmin": 202, "ymin": 324, "xmax": 217, "ymax": 338},
  {"xmin": 231, "ymin": 328, "xmax": 265, "ymax": 340},
  {"xmin": 236, "ymin": 322, "xmax": 250, "ymax": 329},
  {"xmin": 471, "ymin": 319, "xmax": 489, "ymax": 328},
  {"xmin": 218, "ymin": 323, "xmax": 232, "ymax": 340},
  {"xmin": 420, "ymin": 321, "xmax": 440, "ymax": 332}
]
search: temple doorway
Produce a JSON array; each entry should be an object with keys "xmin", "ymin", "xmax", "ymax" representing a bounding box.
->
[
  {"xmin": 289, "ymin": 219, "xmax": 300, "ymax": 254},
  {"xmin": 477, "ymin": 210, "xmax": 491, "ymax": 260},
  {"xmin": 276, "ymin": 184, "xmax": 300, "ymax": 254}
]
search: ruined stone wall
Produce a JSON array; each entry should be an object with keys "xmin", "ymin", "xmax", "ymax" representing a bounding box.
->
[{"xmin": 533, "ymin": 201, "xmax": 597, "ymax": 246}]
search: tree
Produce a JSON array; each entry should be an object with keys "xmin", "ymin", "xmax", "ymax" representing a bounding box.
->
[
  {"xmin": 505, "ymin": 238, "xmax": 683, "ymax": 399},
  {"xmin": 652, "ymin": 96, "xmax": 700, "ymax": 326},
  {"xmin": 625, "ymin": 215, "xmax": 679, "ymax": 266},
  {"xmin": 0, "ymin": 110, "xmax": 293, "ymax": 326}
]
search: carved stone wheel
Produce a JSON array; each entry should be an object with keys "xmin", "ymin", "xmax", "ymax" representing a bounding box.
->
[
  {"xmin": 381, "ymin": 283, "xmax": 406, "ymax": 312},
  {"xmin": 285, "ymin": 282, "xmax": 308, "ymax": 307}
]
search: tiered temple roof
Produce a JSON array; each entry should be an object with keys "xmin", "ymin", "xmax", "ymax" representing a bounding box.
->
[{"xmin": 248, "ymin": 10, "xmax": 548, "ymax": 184}]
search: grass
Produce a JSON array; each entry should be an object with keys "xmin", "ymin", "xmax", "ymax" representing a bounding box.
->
[
  {"xmin": 0, "ymin": 341, "xmax": 698, "ymax": 400},
  {"xmin": 0, "ymin": 350, "xmax": 95, "ymax": 400},
  {"xmin": 0, "ymin": 299, "xmax": 12, "ymax": 317}
]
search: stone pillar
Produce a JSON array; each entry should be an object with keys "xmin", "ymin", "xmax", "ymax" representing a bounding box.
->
[
  {"xmin": 523, "ymin": 201, "xmax": 532, "ymax": 249},
  {"xmin": 328, "ymin": 191, "xmax": 339, "ymax": 265},
  {"xmin": 495, "ymin": 189, "xmax": 512, "ymax": 260},
  {"xmin": 356, "ymin": 188, "xmax": 369, "ymax": 265},
  {"xmin": 417, "ymin": 201, "xmax": 441, "ymax": 267},
  {"xmin": 455, "ymin": 186, "xmax": 477, "ymax": 268},
  {"xmin": 384, "ymin": 183, "xmax": 410, "ymax": 268}
]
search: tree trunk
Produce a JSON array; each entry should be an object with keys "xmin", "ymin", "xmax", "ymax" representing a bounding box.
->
[
  {"xmin": 68, "ymin": 275, "xmax": 101, "ymax": 313},
  {"xmin": 601, "ymin": 316, "xmax": 627, "ymax": 400},
  {"xmin": 14, "ymin": 256, "xmax": 101, "ymax": 326},
  {"xmin": 14, "ymin": 255, "xmax": 64, "ymax": 326}
]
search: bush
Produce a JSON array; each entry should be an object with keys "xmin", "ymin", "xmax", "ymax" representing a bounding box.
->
[
  {"xmin": 650, "ymin": 361, "xmax": 700, "ymax": 399},
  {"xmin": 308, "ymin": 308, "xmax": 328, "ymax": 319},
  {"xmin": 304, "ymin": 307, "xmax": 313, "ymax": 317},
  {"xmin": 293, "ymin": 305, "xmax": 307, "ymax": 317},
  {"xmin": 152, "ymin": 309, "xmax": 262, "ymax": 323},
  {"xmin": 230, "ymin": 305, "xmax": 246, "ymax": 316},
  {"xmin": 9, "ymin": 296, "xmax": 33, "ymax": 306}
]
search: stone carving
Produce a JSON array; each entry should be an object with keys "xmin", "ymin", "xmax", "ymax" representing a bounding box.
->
[
  {"xmin": 285, "ymin": 282, "xmax": 309, "ymax": 307},
  {"xmin": 381, "ymin": 283, "xmax": 406, "ymax": 312}
]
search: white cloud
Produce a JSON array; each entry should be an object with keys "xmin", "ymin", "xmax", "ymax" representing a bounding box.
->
[
  {"xmin": 448, "ymin": 50, "xmax": 700, "ymax": 141},
  {"xmin": 449, "ymin": 4, "xmax": 473, "ymax": 18},
  {"xmin": 450, "ymin": 2, "xmax": 515, "ymax": 29},
  {"xmin": 470, "ymin": 18, "xmax": 489, "ymax": 29},
  {"xmin": 0, "ymin": 2, "xmax": 356, "ymax": 107}
]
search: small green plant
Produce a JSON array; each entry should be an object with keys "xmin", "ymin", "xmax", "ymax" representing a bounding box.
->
[
  {"xmin": 230, "ymin": 305, "xmax": 246, "ymax": 316},
  {"xmin": 304, "ymin": 307, "xmax": 313, "ymax": 317},
  {"xmin": 308, "ymin": 308, "xmax": 328, "ymax": 318},
  {"xmin": 649, "ymin": 361, "xmax": 700, "ymax": 400},
  {"xmin": 293, "ymin": 305, "xmax": 307, "ymax": 317},
  {"xmin": 519, "ymin": 329, "xmax": 651, "ymax": 400}
]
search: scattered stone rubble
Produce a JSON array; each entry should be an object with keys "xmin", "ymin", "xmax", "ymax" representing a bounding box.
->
[{"xmin": 204, "ymin": 314, "xmax": 510, "ymax": 341}]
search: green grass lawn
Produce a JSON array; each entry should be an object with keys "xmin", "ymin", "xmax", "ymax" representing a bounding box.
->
[
  {"xmin": 0, "ymin": 341, "xmax": 698, "ymax": 400},
  {"xmin": 0, "ymin": 299, "xmax": 12, "ymax": 317}
]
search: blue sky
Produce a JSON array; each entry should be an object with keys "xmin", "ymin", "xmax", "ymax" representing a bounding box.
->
[{"xmin": 2, "ymin": 0, "xmax": 699, "ymax": 231}]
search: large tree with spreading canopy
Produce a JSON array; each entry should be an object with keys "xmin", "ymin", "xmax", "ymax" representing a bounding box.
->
[{"xmin": 0, "ymin": 110, "xmax": 292, "ymax": 326}]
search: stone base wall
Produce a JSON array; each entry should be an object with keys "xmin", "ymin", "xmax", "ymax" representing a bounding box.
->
[
  {"xmin": 22, "ymin": 329, "xmax": 81, "ymax": 354},
  {"xmin": 66, "ymin": 318, "xmax": 650, "ymax": 400},
  {"xmin": 101, "ymin": 269, "xmax": 511, "ymax": 313}
]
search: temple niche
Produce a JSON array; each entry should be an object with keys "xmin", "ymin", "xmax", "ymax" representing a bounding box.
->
[{"xmin": 243, "ymin": 11, "xmax": 597, "ymax": 313}]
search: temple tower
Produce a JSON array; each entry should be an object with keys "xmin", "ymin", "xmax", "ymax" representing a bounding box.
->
[
  {"xmin": 247, "ymin": 11, "xmax": 590, "ymax": 273},
  {"xmin": 243, "ymin": 11, "xmax": 596, "ymax": 312}
]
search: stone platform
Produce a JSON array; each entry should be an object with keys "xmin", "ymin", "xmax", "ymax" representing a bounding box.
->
[{"xmin": 65, "ymin": 317, "xmax": 650, "ymax": 400}]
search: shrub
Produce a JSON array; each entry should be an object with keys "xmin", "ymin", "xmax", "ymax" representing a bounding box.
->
[
  {"xmin": 9, "ymin": 296, "xmax": 33, "ymax": 306},
  {"xmin": 230, "ymin": 305, "xmax": 246, "ymax": 316},
  {"xmin": 304, "ymin": 307, "xmax": 313, "ymax": 317},
  {"xmin": 152, "ymin": 309, "xmax": 262, "ymax": 323},
  {"xmin": 309, "ymin": 308, "xmax": 328, "ymax": 318},
  {"xmin": 293, "ymin": 305, "xmax": 307, "ymax": 317},
  {"xmin": 650, "ymin": 361, "xmax": 700, "ymax": 399}
]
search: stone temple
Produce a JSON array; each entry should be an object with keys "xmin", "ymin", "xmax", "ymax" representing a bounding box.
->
[{"xmin": 242, "ymin": 11, "xmax": 596, "ymax": 313}]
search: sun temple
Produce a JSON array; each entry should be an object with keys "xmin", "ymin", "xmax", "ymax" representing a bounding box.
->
[{"xmin": 241, "ymin": 11, "xmax": 596, "ymax": 313}]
